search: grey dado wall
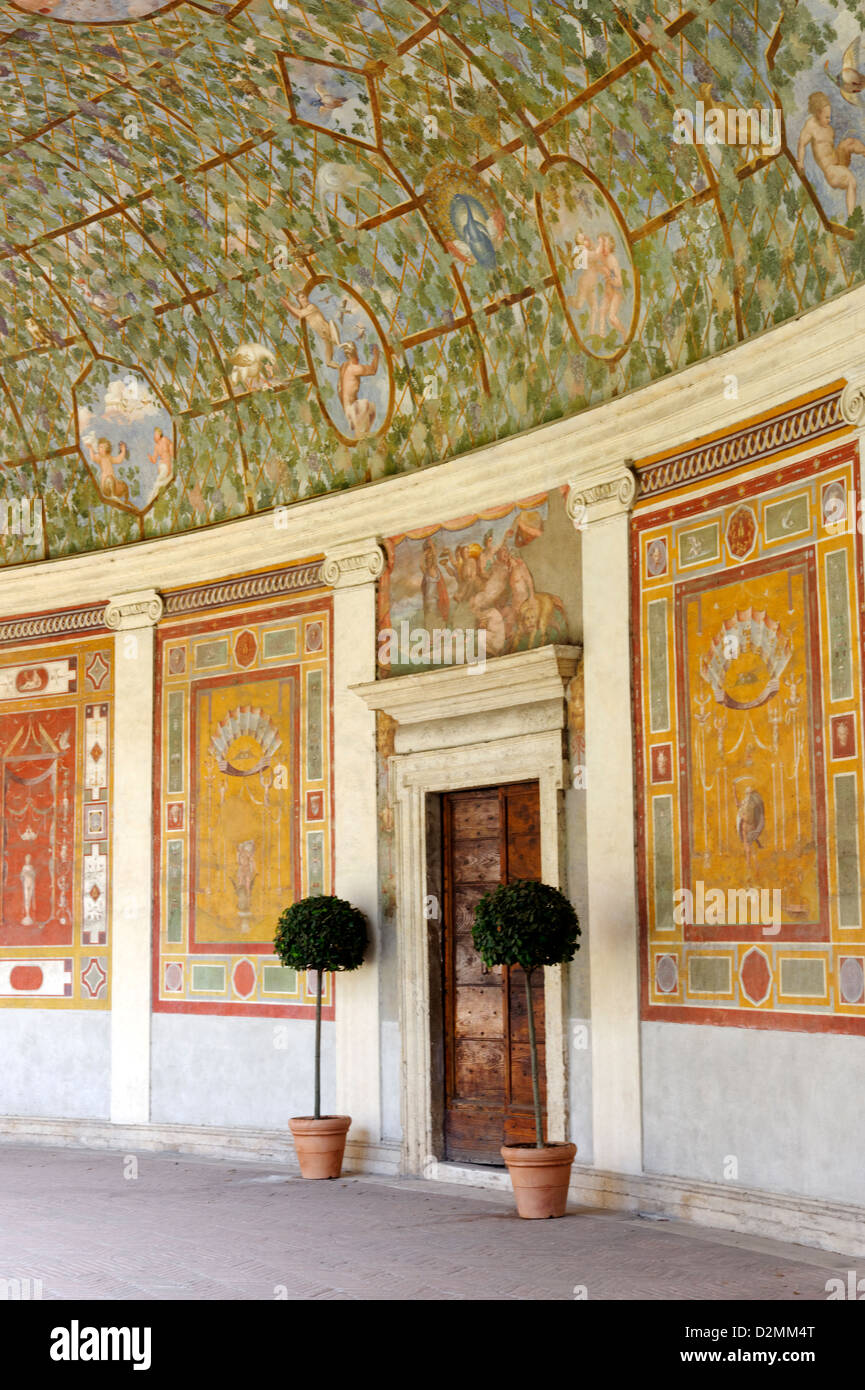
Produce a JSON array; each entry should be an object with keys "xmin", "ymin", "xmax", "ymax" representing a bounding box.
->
[
  {"xmin": 151, "ymin": 1015, "xmax": 335, "ymax": 1130},
  {"xmin": 643, "ymin": 1021, "xmax": 865, "ymax": 1208},
  {"xmin": 0, "ymin": 1010, "xmax": 110, "ymax": 1119}
]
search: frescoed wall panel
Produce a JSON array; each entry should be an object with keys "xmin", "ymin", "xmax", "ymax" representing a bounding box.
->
[
  {"xmin": 0, "ymin": 635, "xmax": 113, "ymax": 1009},
  {"xmin": 378, "ymin": 487, "xmax": 579, "ymax": 675},
  {"xmin": 634, "ymin": 423, "xmax": 865, "ymax": 1035},
  {"xmin": 154, "ymin": 593, "xmax": 333, "ymax": 1018}
]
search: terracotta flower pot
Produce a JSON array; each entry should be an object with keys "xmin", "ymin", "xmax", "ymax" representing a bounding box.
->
[
  {"xmin": 289, "ymin": 1115, "xmax": 351, "ymax": 1179},
  {"xmin": 500, "ymin": 1141, "xmax": 576, "ymax": 1218}
]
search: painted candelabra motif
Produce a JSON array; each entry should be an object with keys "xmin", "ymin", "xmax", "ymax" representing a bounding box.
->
[
  {"xmin": 685, "ymin": 572, "xmax": 819, "ymax": 931},
  {"xmin": 197, "ymin": 691, "xmax": 293, "ymax": 946},
  {"xmin": 0, "ymin": 710, "xmax": 75, "ymax": 946},
  {"xmin": 634, "ymin": 431, "xmax": 865, "ymax": 1034}
]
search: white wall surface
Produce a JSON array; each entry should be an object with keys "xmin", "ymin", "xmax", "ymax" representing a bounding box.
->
[
  {"xmin": 151, "ymin": 1014, "xmax": 335, "ymax": 1130},
  {"xmin": 0, "ymin": 1011, "xmax": 110, "ymax": 1119},
  {"xmin": 643, "ymin": 1021, "xmax": 865, "ymax": 1207}
]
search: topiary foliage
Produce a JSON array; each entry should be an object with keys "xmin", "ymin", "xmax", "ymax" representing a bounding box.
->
[
  {"xmin": 472, "ymin": 879, "xmax": 580, "ymax": 974},
  {"xmin": 274, "ymin": 894, "xmax": 368, "ymax": 1120},
  {"xmin": 274, "ymin": 894, "xmax": 367, "ymax": 974},
  {"xmin": 472, "ymin": 878, "xmax": 579, "ymax": 1148}
]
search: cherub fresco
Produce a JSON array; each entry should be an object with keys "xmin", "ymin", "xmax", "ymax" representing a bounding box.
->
[
  {"xmin": 76, "ymin": 367, "xmax": 175, "ymax": 511},
  {"xmin": 798, "ymin": 90, "xmax": 865, "ymax": 218}
]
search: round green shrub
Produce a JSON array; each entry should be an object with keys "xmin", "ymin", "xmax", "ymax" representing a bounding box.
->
[
  {"xmin": 274, "ymin": 894, "xmax": 368, "ymax": 973},
  {"xmin": 472, "ymin": 879, "xmax": 580, "ymax": 973}
]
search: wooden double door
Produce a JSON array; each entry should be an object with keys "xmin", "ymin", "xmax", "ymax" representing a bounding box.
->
[{"xmin": 441, "ymin": 781, "xmax": 546, "ymax": 1165}]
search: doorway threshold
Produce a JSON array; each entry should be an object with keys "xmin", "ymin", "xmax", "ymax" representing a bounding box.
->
[{"xmin": 425, "ymin": 1159, "xmax": 512, "ymax": 1192}]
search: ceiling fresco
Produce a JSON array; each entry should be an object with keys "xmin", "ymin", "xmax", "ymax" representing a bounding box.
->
[{"xmin": 0, "ymin": 0, "xmax": 863, "ymax": 563}]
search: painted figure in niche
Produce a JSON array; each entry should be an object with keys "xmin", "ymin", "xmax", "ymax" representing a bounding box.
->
[
  {"xmin": 797, "ymin": 91, "xmax": 865, "ymax": 217},
  {"xmin": 232, "ymin": 840, "xmax": 257, "ymax": 921},
  {"xmin": 338, "ymin": 341, "xmax": 380, "ymax": 438},
  {"xmin": 86, "ymin": 437, "xmax": 130, "ymax": 504},
  {"xmin": 284, "ymin": 291, "xmax": 342, "ymax": 368},
  {"xmin": 822, "ymin": 480, "xmax": 846, "ymax": 526},
  {"xmin": 734, "ymin": 780, "xmax": 765, "ymax": 872},
  {"xmin": 824, "ymin": 36, "xmax": 865, "ymax": 105},
  {"xmin": 647, "ymin": 539, "xmax": 668, "ymax": 577},
  {"xmin": 20, "ymin": 853, "xmax": 36, "ymax": 927}
]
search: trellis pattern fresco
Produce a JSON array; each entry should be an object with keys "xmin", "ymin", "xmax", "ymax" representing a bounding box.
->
[{"xmin": 0, "ymin": 0, "xmax": 863, "ymax": 563}]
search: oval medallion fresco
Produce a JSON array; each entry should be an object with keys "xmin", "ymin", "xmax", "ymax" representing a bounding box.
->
[
  {"xmin": 12, "ymin": 0, "xmax": 176, "ymax": 19},
  {"xmin": 537, "ymin": 159, "xmax": 639, "ymax": 362},
  {"xmin": 299, "ymin": 279, "xmax": 393, "ymax": 445},
  {"xmin": 74, "ymin": 361, "xmax": 176, "ymax": 513}
]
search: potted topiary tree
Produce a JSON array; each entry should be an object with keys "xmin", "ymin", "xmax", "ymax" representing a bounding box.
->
[
  {"xmin": 274, "ymin": 893, "xmax": 368, "ymax": 1179},
  {"xmin": 472, "ymin": 878, "xmax": 580, "ymax": 1218}
]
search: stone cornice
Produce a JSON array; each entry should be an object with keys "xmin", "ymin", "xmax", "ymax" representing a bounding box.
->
[
  {"xmin": 104, "ymin": 588, "xmax": 163, "ymax": 631},
  {"xmin": 322, "ymin": 539, "xmax": 384, "ymax": 589},
  {"xmin": 352, "ymin": 644, "xmax": 582, "ymax": 726}
]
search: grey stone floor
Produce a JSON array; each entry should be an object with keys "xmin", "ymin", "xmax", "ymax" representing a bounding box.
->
[{"xmin": 0, "ymin": 1143, "xmax": 854, "ymax": 1300}]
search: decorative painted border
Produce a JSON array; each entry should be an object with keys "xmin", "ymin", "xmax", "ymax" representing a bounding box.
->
[
  {"xmin": 163, "ymin": 561, "xmax": 324, "ymax": 617},
  {"xmin": 0, "ymin": 605, "xmax": 108, "ymax": 646},
  {"xmin": 635, "ymin": 385, "xmax": 846, "ymax": 499}
]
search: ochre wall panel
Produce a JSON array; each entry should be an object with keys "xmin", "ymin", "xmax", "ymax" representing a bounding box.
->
[
  {"xmin": 633, "ymin": 435, "xmax": 865, "ymax": 1035},
  {"xmin": 153, "ymin": 594, "xmax": 333, "ymax": 1018}
]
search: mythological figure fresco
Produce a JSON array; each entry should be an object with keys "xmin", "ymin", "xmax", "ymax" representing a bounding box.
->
[
  {"xmin": 296, "ymin": 282, "xmax": 391, "ymax": 443},
  {"xmin": 539, "ymin": 162, "xmax": 637, "ymax": 360},
  {"xmin": 379, "ymin": 489, "xmax": 577, "ymax": 673}
]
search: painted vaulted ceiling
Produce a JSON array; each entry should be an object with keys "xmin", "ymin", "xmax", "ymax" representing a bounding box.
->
[{"xmin": 0, "ymin": 0, "xmax": 863, "ymax": 564}]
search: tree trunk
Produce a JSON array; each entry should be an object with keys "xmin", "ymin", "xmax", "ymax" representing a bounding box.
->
[
  {"xmin": 524, "ymin": 967, "xmax": 543, "ymax": 1149},
  {"xmin": 314, "ymin": 968, "xmax": 323, "ymax": 1120}
]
